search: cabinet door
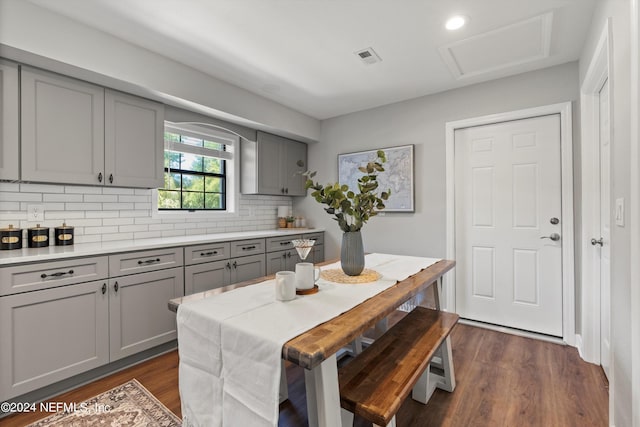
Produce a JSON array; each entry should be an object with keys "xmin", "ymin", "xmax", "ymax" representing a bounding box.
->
[
  {"xmin": 0, "ymin": 60, "xmax": 19, "ymax": 180},
  {"xmin": 21, "ymin": 66, "xmax": 104, "ymax": 185},
  {"xmin": 256, "ymin": 132, "xmax": 283, "ymax": 195},
  {"xmin": 286, "ymin": 251, "xmax": 302, "ymax": 270},
  {"xmin": 109, "ymin": 267, "xmax": 184, "ymax": 361},
  {"xmin": 185, "ymin": 259, "xmax": 230, "ymax": 295},
  {"xmin": 266, "ymin": 250, "xmax": 288, "ymax": 276},
  {"xmin": 104, "ymin": 90, "xmax": 165, "ymax": 188},
  {"xmin": 312, "ymin": 245, "xmax": 325, "ymax": 264},
  {"xmin": 230, "ymin": 254, "xmax": 265, "ymax": 284},
  {"xmin": 284, "ymin": 140, "xmax": 307, "ymax": 196},
  {"xmin": 0, "ymin": 280, "xmax": 109, "ymax": 401}
]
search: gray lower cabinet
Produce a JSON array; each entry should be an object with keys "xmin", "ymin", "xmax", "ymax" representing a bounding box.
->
[
  {"xmin": 266, "ymin": 249, "xmax": 301, "ymax": 275},
  {"xmin": 109, "ymin": 267, "xmax": 184, "ymax": 361},
  {"xmin": 184, "ymin": 240, "xmax": 266, "ymax": 296},
  {"xmin": 0, "ymin": 59, "xmax": 19, "ymax": 180},
  {"xmin": 185, "ymin": 254, "xmax": 266, "ymax": 295},
  {"xmin": 0, "ymin": 280, "xmax": 109, "ymax": 401}
]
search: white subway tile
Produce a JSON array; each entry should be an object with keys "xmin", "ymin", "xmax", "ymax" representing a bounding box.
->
[
  {"xmin": 119, "ymin": 195, "xmax": 149, "ymax": 203},
  {"xmin": 0, "ymin": 183, "xmax": 20, "ymax": 192},
  {"xmin": 20, "ymin": 183, "xmax": 65, "ymax": 193},
  {"xmin": 103, "ymin": 218, "xmax": 134, "ymax": 226},
  {"xmin": 40, "ymin": 202, "xmax": 66, "ymax": 211},
  {"xmin": 162, "ymin": 230, "xmax": 186, "ymax": 238},
  {"xmin": 65, "ymin": 186, "xmax": 102, "ymax": 194},
  {"xmin": 0, "ymin": 192, "xmax": 42, "ymax": 202},
  {"xmin": 117, "ymin": 210, "xmax": 148, "ymax": 217},
  {"xmin": 85, "ymin": 211, "xmax": 119, "ymax": 219},
  {"xmin": 134, "ymin": 217, "xmax": 162, "ymax": 225},
  {"xmin": 43, "ymin": 193, "xmax": 83, "ymax": 202},
  {"xmin": 119, "ymin": 224, "xmax": 148, "ymax": 233},
  {"xmin": 74, "ymin": 235, "xmax": 102, "ymax": 244},
  {"xmin": 148, "ymin": 223, "xmax": 174, "ymax": 231},
  {"xmin": 65, "ymin": 202, "xmax": 102, "ymax": 211},
  {"xmin": 0, "ymin": 212, "xmax": 26, "ymax": 221},
  {"xmin": 103, "ymin": 187, "xmax": 134, "ymax": 195},
  {"xmin": 84, "ymin": 194, "xmax": 118, "ymax": 203},
  {"xmin": 135, "ymin": 189, "xmax": 152, "ymax": 196},
  {"xmin": 103, "ymin": 203, "xmax": 134, "ymax": 211},
  {"xmin": 45, "ymin": 211, "xmax": 85, "ymax": 220},
  {"xmin": 134, "ymin": 203, "xmax": 151, "ymax": 210},
  {"xmin": 101, "ymin": 232, "xmax": 133, "ymax": 242},
  {"xmin": 0, "ymin": 202, "xmax": 20, "ymax": 210},
  {"xmin": 134, "ymin": 231, "xmax": 162, "ymax": 239},
  {"xmin": 84, "ymin": 226, "xmax": 119, "ymax": 235}
]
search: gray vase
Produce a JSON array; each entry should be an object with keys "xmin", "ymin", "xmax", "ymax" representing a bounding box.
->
[{"xmin": 341, "ymin": 231, "xmax": 365, "ymax": 276}]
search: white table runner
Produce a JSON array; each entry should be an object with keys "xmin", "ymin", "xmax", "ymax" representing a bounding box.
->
[{"xmin": 177, "ymin": 253, "xmax": 440, "ymax": 427}]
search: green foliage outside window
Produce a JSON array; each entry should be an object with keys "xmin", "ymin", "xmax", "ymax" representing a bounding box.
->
[{"xmin": 158, "ymin": 132, "xmax": 226, "ymax": 210}]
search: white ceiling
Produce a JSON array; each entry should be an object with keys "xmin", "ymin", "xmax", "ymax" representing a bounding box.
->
[{"xmin": 28, "ymin": 0, "xmax": 596, "ymax": 120}]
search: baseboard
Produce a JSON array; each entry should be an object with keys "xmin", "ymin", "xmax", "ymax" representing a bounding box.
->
[
  {"xmin": 459, "ymin": 319, "xmax": 565, "ymax": 345},
  {"xmin": 575, "ymin": 334, "xmax": 585, "ymax": 358}
]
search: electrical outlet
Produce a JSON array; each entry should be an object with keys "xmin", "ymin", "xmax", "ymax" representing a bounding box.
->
[{"xmin": 27, "ymin": 204, "xmax": 45, "ymax": 222}]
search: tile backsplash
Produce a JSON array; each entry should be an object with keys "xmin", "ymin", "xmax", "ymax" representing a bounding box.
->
[{"xmin": 0, "ymin": 182, "xmax": 292, "ymax": 244}]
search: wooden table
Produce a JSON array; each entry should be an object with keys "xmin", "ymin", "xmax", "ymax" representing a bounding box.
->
[{"xmin": 169, "ymin": 258, "xmax": 455, "ymax": 427}]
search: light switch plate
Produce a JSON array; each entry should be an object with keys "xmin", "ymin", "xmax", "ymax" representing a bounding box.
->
[{"xmin": 615, "ymin": 198, "xmax": 624, "ymax": 226}]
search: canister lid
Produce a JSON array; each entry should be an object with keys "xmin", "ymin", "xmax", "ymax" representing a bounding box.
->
[
  {"xmin": 28, "ymin": 224, "xmax": 49, "ymax": 231},
  {"xmin": 56, "ymin": 222, "xmax": 74, "ymax": 230},
  {"xmin": 0, "ymin": 224, "xmax": 21, "ymax": 232}
]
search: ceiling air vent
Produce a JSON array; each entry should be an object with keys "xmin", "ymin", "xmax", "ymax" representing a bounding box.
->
[{"xmin": 354, "ymin": 47, "xmax": 382, "ymax": 65}]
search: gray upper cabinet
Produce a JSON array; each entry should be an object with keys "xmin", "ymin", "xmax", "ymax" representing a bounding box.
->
[
  {"xmin": 0, "ymin": 60, "xmax": 19, "ymax": 180},
  {"xmin": 105, "ymin": 89, "xmax": 164, "ymax": 188},
  {"xmin": 241, "ymin": 131, "xmax": 307, "ymax": 196},
  {"xmin": 20, "ymin": 67, "xmax": 164, "ymax": 188},
  {"xmin": 21, "ymin": 66, "xmax": 105, "ymax": 185}
]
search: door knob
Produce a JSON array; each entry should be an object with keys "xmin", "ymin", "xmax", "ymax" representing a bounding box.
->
[
  {"xmin": 540, "ymin": 233, "xmax": 561, "ymax": 241},
  {"xmin": 591, "ymin": 238, "xmax": 604, "ymax": 246}
]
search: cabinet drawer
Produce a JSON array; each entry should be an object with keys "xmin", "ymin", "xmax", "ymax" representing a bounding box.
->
[
  {"xmin": 185, "ymin": 242, "xmax": 230, "ymax": 265},
  {"xmin": 266, "ymin": 235, "xmax": 301, "ymax": 252},
  {"xmin": 230, "ymin": 239, "xmax": 265, "ymax": 257},
  {"xmin": 303, "ymin": 232, "xmax": 324, "ymax": 246},
  {"xmin": 0, "ymin": 256, "xmax": 109, "ymax": 296},
  {"xmin": 109, "ymin": 247, "xmax": 183, "ymax": 277}
]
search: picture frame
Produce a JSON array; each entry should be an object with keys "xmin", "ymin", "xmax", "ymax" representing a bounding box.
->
[{"xmin": 338, "ymin": 144, "xmax": 414, "ymax": 212}]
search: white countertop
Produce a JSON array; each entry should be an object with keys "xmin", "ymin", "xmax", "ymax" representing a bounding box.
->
[{"xmin": 0, "ymin": 228, "xmax": 324, "ymax": 266}]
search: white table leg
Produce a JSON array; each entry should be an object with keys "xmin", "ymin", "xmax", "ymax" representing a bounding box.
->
[
  {"xmin": 304, "ymin": 354, "xmax": 342, "ymax": 427},
  {"xmin": 279, "ymin": 360, "xmax": 289, "ymax": 403}
]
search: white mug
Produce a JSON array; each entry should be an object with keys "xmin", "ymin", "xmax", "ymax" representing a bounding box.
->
[
  {"xmin": 275, "ymin": 271, "xmax": 296, "ymax": 301},
  {"xmin": 295, "ymin": 262, "xmax": 321, "ymax": 290}
]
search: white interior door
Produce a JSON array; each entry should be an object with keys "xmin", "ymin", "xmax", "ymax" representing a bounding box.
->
[
  {"xmin": 597, "ymin": 78, "xmax": 611, "ymax": 379},
  {"xmin": 455, "ymin": 114, "xmax": 563, "ymax": 336}
]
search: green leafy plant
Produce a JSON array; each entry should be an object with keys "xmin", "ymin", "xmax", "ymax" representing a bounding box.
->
[{"xmin": 304, "ymin": 150, "xmax": 390, "ymax": 232}]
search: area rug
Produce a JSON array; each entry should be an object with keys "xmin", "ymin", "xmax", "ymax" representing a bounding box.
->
[{"xmin": 27, "ymin": 379, "xmax": 181, "ymax": 426}]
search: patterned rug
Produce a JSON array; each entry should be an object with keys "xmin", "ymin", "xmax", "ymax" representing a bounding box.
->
[{"xmin": 27, "ymin": 379, "xmax": 181, "ymax": 426}]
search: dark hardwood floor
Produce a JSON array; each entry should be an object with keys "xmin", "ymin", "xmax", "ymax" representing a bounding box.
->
[{"xmin": 2, "ymin": 323, "xmax": 608, "ymax": 427}]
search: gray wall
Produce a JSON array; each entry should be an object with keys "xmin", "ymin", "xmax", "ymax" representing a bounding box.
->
[
  {"xmin": 579, "ymin": 1, "xmax": 633, "ymax": 425},
  {"xmin": 294, "ymin": 61, "xmax": 581, "ymax": 324}
]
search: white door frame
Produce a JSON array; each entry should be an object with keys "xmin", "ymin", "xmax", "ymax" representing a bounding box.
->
[
  {"xmin": 630, "ymin": 1, "xmax": 640, "ymax": 424},
  {"xmin": 579, "ymin": 20, "xmax": 611, "ymax": 365},
  {"xmin": 445, "ymin": 102, "xmax": 575, "ymax": 345}
]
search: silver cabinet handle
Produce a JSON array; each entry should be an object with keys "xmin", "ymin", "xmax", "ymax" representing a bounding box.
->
[
  {"xmin": 540, "ymin": 233, "xmax": 561, "ymax": 241},
  {"xmin": 591, "ymin": 238, "xmax": 604, "ymax": 246}
]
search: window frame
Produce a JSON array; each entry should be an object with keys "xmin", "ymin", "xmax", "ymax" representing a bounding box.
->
[{"xmin": 152, "ymin": 124, "xmax": 240, "ymax": 218}]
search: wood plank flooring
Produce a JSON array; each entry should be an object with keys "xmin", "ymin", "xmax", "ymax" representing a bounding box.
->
[{"xmin": 2, "ymin": 323, "xmax": 608, "ymax": 427}]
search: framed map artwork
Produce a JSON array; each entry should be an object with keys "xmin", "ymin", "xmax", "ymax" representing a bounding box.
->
[{"xmin": 338, "ymin": 144, "xmax": 414, "ymax": 212}]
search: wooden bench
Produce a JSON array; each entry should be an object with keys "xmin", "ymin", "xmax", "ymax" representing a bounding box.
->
[{"xmin": 338, "ymin": 306, "xmax": 459, "ymax": 427}]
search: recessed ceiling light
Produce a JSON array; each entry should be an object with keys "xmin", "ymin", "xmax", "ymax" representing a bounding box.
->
[{"xmin": 445, "ymin": 15, "xmax": 467, "ymax": 31}]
